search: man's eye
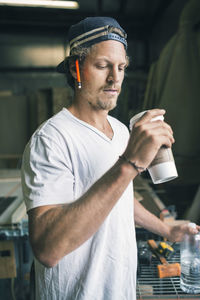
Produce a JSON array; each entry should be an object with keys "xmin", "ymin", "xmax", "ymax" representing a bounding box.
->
[
  {"xmin": 119, "ymin": 66, "xmax": 126, "ymax": 71},
  {"xmin": 96, "ymin": 64, "xmax": 107, "ymax": 69}
]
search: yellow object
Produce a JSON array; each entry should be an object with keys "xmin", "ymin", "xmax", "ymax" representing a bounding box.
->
[{"xmin": 158, "ymin": 242, "xmax": 174, "ymax": 258}]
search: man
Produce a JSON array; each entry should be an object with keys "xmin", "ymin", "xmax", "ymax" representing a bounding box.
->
[{"xmin": 21, "ymin": 17, "xmax": 199, "ymax": 300}]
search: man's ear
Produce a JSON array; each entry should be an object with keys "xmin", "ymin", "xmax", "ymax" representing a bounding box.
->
[{"xmin": 69, "ymin": 62, "xmax": 77, "ymax": 80}]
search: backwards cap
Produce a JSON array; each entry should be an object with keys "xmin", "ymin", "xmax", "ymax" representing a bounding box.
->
[{"xmin": 57, "ymin": 16, "xmax": 127, "ymax": 73}]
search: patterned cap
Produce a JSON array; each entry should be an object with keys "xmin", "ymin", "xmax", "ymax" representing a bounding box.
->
[{"xmin": 57, "ymin": 16, "xmax": 127, "ymax": 73}]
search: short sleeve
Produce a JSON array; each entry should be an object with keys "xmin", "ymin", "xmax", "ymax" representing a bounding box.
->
[{"xmin": 21, "ymin": 134, "xmax": 74, "ymax": 211}]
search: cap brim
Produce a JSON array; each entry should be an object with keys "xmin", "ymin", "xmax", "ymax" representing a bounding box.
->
[
  {"xmin": 56, "ymin": 55, "xmax": 77, "ymax": 73},
  {"xmin": 56, "ymin": 60, "xmax": 66, "ymax": 73}
]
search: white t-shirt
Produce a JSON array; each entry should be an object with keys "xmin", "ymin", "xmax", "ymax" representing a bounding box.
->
[{"xmin": 21, "ymin": 108, "xmax": 137, "ymax": 300}]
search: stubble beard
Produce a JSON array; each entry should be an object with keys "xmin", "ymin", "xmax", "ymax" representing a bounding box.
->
[
  {"xmin": 96, "ymin": 96, "xmax": 118, "ymax": 111},
  {"xmin": 88, "ymin": 90, "xmax": 120, "ymax": 112}
]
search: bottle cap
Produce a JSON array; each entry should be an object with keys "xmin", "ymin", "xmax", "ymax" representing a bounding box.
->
[{"xmin": 188, "ymin": 222, "xmax": 197, "ymax": 229}]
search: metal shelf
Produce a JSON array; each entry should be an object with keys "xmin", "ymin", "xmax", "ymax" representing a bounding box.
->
[{"xmin": 137, "ymin": 245, "xmax": 200, "ymax": 299}]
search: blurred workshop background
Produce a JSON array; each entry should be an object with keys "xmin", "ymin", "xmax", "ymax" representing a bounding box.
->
[{"xmin": 0, "ymin": 0, "xmax": 199, "ymax": 299}]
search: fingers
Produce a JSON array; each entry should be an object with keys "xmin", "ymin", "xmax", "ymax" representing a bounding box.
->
[
  {"xmin": 135, "ymin": 119, "xmax": 173, "ymax": 137},
  {"xmin": 132, "ymin": 108, "xmax": 174, "ymax": 146},
  {"xmin": 148, "ymin": 124, "xmax": 175, "ymax": 145},
  {"xmin": 132, "ymin": 119, "xmax": 175, "ymax": 148},
  {"xmin": 168, "ymin": 223, "xmax": 200, "ymax": 243},
  {"xmin": 181, "ymin": 223, "xmax": 199, "ymax": 235},
  {"xmin": 136, "ymin": 109, "xmax": 166, "ymax": 125},
  {"xmin": 188, "ymin": 224, "xmax": 200, "ymax": 235},
  {"xmin": 126, "ymin": 108, "xmax": 175, "ymax": 169},
  {"xmin": 152, "ymin": 120, "xmax": 173, "ymax": 136}
]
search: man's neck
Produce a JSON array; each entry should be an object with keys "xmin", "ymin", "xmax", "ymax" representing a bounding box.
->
[{"xmin": 67, "ymin": 101, "xmax": 113, "ymax": 140}]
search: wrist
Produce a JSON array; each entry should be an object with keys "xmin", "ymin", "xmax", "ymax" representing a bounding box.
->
[
  {"xmin": 119, "ymin": 154, "xmax": 146, "ymax": 175},
  {"xmin": 163, "ymin": 223, "xmax": 172, "ymax": 241}
]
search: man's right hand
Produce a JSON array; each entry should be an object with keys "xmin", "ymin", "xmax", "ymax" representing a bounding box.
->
[{"xmin": 123, "ymin": 109, "xmax": 175, "ymax": 170}]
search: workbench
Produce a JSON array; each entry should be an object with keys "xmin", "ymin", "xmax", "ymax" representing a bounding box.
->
[{"xmin": 0, "ymin": 169, "xmax": 32, "ymax": 300}]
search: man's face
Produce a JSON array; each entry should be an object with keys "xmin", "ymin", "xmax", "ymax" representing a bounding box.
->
[{"xmin": 80, "ymin": 40, "xmax": 127, "ymax": 112}]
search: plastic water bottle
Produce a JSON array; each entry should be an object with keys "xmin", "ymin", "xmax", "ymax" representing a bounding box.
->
[{"xmin": 180, "ymin": 223, "xmax": 200, "ymax": 294}]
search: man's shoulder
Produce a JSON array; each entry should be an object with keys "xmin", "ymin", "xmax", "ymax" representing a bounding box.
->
[
  {"xmin": 27, "ymin": 108, "xmax": 73, "ymax": 148},
  {"xmin": 35, "ymin": 108, "xmax": 72, "ymax": 135}
]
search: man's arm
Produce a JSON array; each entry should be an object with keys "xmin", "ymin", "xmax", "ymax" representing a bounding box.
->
[
  {"xmin": 134, "ymin": 197, "xmax": 200, "ymax": 241},
  {"xmin": 27, "ymin": 109, "xmax": 174, "ymax": 267},
  {"xmin": 28, "ymin": 159, "xmax": 137, "ymax": 268}
]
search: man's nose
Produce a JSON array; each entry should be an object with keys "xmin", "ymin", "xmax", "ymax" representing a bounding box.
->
[{"xmin": 107, "ymin": 67, "xmax": 120, "ymax": 83}]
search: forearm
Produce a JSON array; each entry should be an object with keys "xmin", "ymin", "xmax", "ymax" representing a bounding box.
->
[
  {"xmin": 29, "ymin": 158, "xmax": 137, "ymax": 267},
  {"xmin": 134, "ymin": 197, "xmax": 171, "ymax": 239},
  {"xmin": 134, "ymin": 198, "xmax": 200, "ymax": 245}
]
